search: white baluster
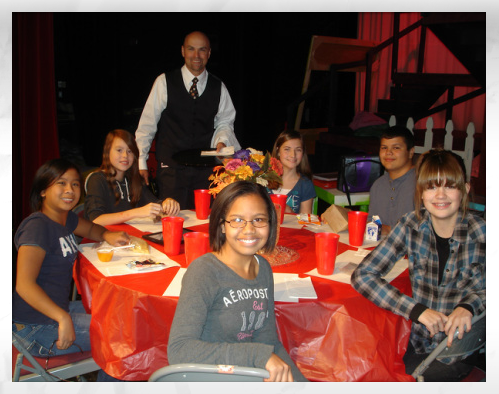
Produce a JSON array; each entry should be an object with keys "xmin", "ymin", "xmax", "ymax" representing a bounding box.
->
[
  {"xmin": 421, "ymin": 117, "xmax": 434, "ymax": 153},
  {"xmin": 464, "ymin": 122, "xmax": 475, "ymax": 182},
  {"xmin": 389, "ymin": 115, "xmax": 396, "ymax": 127},
  {"xmin": 444, "ymin": 119, "xmax": 454, "ymax": 151}
]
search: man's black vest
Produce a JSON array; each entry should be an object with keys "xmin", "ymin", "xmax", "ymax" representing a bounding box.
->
[{"xmin": 156, "ymin": 69, "xmax": 222, "ymax": 168}]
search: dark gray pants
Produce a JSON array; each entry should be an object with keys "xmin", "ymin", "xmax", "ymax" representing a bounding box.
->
[{"xmin": 156, "ymin": 165, "xmax": 213, "ymax": 210}]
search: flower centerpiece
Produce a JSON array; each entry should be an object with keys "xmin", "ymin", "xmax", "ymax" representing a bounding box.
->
[{"xmin": 208, "ymin": 148, "xmax": 283, "ymax": 195}]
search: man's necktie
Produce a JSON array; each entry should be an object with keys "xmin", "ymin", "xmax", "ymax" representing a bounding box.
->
[{"xmin": 189, "ymin": 77, "xmax": 199, "ymax": 99}]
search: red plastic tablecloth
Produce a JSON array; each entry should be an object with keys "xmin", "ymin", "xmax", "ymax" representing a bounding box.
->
[{"xmin": 74, "ymin": 219, "xmax": 414, "ymax": 381}]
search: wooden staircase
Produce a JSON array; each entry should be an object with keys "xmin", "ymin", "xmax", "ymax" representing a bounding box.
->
[
  {"xmin": 375, "ymin": 12, "xmax": 485, "ymax": 124},
  {"xmin": 288, "ymin": 12, "xmax": 486, "ymax": 135}
]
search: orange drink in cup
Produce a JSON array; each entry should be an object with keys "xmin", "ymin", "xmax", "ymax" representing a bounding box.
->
[{"xmin": 97, "ymin": 248, "xmax": 114, "ymax": 262}]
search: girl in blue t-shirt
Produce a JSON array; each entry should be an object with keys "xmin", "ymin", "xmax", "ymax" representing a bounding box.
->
[
  {"xmin": 13, "ymin": 158, "xmax": 130, "ymax": 358},
  {"xmin": 271, "ymin": 130, "xmax": 316, "ymax": 214}
]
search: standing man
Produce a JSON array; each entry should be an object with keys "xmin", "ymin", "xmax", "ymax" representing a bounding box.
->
[
  {"xmin": 368, "ymin": 125, "xmax": 416, "ymax": 234},
  {"xmin": 135, "ymin": 31, "xmax": 240, "ymax": 209}
]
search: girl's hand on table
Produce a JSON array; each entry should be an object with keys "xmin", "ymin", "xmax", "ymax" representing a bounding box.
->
[
  {"xmin": 264, "ymin": 353, "xmax": 294, "ymax": 382},
  {"xmin": 137, "ymin": 202, "xmax": 163, "ymax": 219},
  {"xmin": 103, "ymin": 231, "xmax": 130, "ymax": 246},
  {"xmin": 162, "ymin": 198, "xmax": 180, "ymax": 216}
]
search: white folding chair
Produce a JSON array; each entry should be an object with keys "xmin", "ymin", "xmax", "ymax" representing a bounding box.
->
[
  {"xmin": 149, "ymin": 363, "xmax": 270, "ymax": 382},
  {"xmin": 12, "ymin": 331, "xmax": 100, "ymax": 382},
  {"xmin": 411, "ymin": 311, "xmax": 486, "ymax": 382}
]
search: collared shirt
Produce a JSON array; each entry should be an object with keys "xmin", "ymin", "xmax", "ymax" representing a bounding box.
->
[
  {"xmin": 135, "ymin": 65, "xmax": 240, "ymax": 170},
  {"xmin": 368, "ymin": 168, "xmax": 416, "ymax": 228},
  {"xmin": 351, "ymin": 209, "xmax": 485, "ymax": 357}
]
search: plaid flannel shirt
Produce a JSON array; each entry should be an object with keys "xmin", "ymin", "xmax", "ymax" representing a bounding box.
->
[{"xmin": 351, "ymin": 209, "xmax": 485, "ymax": 358}]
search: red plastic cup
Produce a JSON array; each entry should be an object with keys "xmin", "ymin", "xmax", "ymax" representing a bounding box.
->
[
  {"xmin": 184, "ymin": 232, "xmax": 210, "ymax": 265},
  {"xmin": 194, "ymin": 189, "xmax": 211, "ymax": 220},
  {"xmin": 270, "ymin": 194, "xmax": 287, "ymax": 224},
  {"xmin": 348, "ymin": 211, "xmax": 368, "ymax": 247},
  {"xmin": 315, "ymin": 232, "xmax": 340, "ymax": 275},
  {"xmin": 162, "ymin": 216, "xmax": 185, "ymax": 255}
]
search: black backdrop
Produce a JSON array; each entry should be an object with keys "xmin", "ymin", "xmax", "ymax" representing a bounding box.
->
[{"xmin": 53, "ymin": 12, "xmax": 358, "ymax": 168}]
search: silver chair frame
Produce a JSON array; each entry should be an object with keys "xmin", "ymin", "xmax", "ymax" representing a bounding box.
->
[
  {"xmin": 149, "ymin": 363, "xmax": 270, "ymax": 382},
  {"xmin": 411, "ymin": 311, "xmax": 486, "ymax": 382},
  {"xmin": 12, "ymin": 331, "xmax": 100, "ymax": 382}
]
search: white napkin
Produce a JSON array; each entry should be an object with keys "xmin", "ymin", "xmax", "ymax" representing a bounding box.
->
[
  {"xmin": 200, "ymin": 146, "xmax": 235, "ymax": 156},
  {"xmin": 163, "ymin": 268, "xmax": 186, "ymax": 297},
  {"xmin": 79, "ymin": 242, "xmax": 180, "ymax": 277},
  {"xmin": 273, "ymin": 273, "xmax": 317, "ymax": 302}
]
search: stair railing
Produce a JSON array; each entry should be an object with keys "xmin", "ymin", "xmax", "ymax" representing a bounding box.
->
[{"xmin": 287, "ymin": 13, "xmax": 483, "ymax": 131}]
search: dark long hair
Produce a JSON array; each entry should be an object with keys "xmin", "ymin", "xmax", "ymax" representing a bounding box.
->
[
  {"xmin": 99, "ymin": 129, "xmax": 143, "ymax": 207},
  {"xmin": 29, "ymin": 158, "xmax": 81, "ymax": 212},
  {"xmin": 209, "ymin": 181, "xmax": 278, "ymax": 254},
  {"xmin": 271, "ymin": 130, "xmax": 312, "ymax": 179}
]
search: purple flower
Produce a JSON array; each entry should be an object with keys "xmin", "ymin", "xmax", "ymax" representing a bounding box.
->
[
  {"xmin": 247, "ymin": 161, "xmax": 261, "ymax": 172},
  {"xmin": 233, "ymin": 149, "xmax": 251, "ymax": 160}
]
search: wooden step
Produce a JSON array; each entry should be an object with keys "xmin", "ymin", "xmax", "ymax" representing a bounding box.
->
[
  {"xmin": 389, "ymin": 85, "xmax": 446, "ymax": 103},
  {"xmin": 377, "ymin": 99, "xmax": 431, "ymax": 117},
  {"xmin": 392, "ymin": 73, "xmax": 481, "ymax": 87}
]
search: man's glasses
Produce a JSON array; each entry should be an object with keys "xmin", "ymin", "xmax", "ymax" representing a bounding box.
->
[
  {"xmin": 224, "ymin": 218, "xmax": 269, "ymax": 228},
  {"xmin": 45, "ymin": 340, "xmax": 83, "ymax": 381}
]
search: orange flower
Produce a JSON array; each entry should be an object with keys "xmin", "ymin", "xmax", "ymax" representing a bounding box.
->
[{"xmin": 270, "ymin": 157, "xmax": 283, "ymax": 176}]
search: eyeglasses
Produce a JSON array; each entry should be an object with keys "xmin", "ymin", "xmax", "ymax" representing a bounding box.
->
[
  {"xmin": 45, "ymin": 340, "xmax": 83, "ymax": 381},
  {"xmin": 224, "ymin": 218, "xmax": 269, "ymax": 228}
]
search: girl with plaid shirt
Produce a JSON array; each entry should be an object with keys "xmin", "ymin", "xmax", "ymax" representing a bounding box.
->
[{"xmin": 351, "ymin": 149, "xmax": 485, "ymax": 381}]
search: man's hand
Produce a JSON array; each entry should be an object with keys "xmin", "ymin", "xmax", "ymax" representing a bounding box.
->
[
  {"xmin": 216, "ymin": 142, "xmax": 226, "ymax": 152},
  {"xmin": 139, "ymin": 170, "xmax": 150, "ymax": 185}
]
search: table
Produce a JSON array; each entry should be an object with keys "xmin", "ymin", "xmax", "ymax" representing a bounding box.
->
[
  {"xmin": 314, "ymin": 185, "xmax": 370, "ymax": 212},
  {"xmin": 74, "ymin": 211, "xmax": 413, "ymax": 381}
]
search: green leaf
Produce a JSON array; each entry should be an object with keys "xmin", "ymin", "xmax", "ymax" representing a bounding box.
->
[{"xmin": 261, "ymin": 152, "xmax": 271, "ymax": 173}]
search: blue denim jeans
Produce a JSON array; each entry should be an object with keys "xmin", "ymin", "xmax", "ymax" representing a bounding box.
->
[{"xmin": 13, "ymin": 301, "xmax": 91, "ymax": 357}]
